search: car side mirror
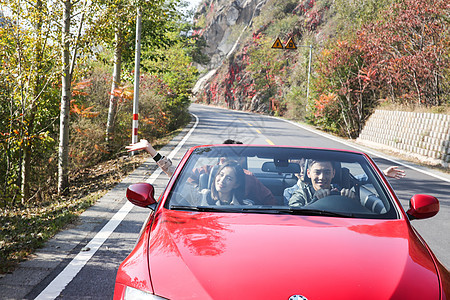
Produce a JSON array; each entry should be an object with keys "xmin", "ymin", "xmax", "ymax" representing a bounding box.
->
[
  {"xmin": 126, "ymin": 183, "xmax": 157, "ymax": 210},
  {"xmin": 406, "ymin": 194, "xmax": 439, "ymax": 220}
]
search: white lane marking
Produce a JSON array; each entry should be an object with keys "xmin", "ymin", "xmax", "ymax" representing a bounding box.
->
[
  {"xmin": 35, "ymin": 202, "xmax": 134, "ymax": 300},
  {"xmin": 280, "ymin": 117, "xmax": 450, "ymax": 183},
  {"xmin": 36, "ymin": 114, "xmax": 200, "ymax": 300},
  {"xmin": 167, "ymin": 114, "xmax": 199, "ymax": 161}
]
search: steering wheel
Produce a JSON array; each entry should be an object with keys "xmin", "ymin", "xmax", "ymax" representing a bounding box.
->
[
  {"xmin": 329, "ymin": 190, "xmax": 341, "ymax": 196},
  {"xmin": 307, "ymin": 194, "xmax": 371, "ymax": 214}
]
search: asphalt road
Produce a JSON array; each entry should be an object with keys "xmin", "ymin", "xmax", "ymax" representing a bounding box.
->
[{"xmin": 1, "ymin": 103, "xmax": 449, "ymax": 299}]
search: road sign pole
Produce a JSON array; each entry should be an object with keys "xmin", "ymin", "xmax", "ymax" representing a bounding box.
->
[
  {"xmin": 131, "ymin": 7, "xmax": 142, "ymax": 155},
  {"xmin": 306, "ymin": 45, "xmax": 312, "ymax": 104},
  {"xmin": 271, "ymin": 38, "xmax": 312, "ymax": 109},
  {"xmin": 295, "ymin": 44, "xmax": 313, "ymax": 107}
]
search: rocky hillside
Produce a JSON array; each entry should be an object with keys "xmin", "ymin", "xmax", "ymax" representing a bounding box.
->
[
  {"xmin": 191, "ymin": 0, "xmax": 449, "ymax": 138},
  {"xmin": 194, "ymin": 0, "xmax": 267, "ymax": 70},
  {"xmin": 192, "ymin": 0, "xmax": 336, "ymax": 116}
]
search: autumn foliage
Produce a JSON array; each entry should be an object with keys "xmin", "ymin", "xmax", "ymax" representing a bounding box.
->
[
  {"xmin": 312, "ymin": 0, "xmax": 449, "ymax": 137},
  {"xmin": 195, "ymin": 0, "xmax": 448, "ymax": 138},
  {"xmin": 359, "ymin": 0, "xmax": 449, "ymax": 106},
  {"xmin": 195, "ymin": 0, "xmax": 313, "ymax": 115}
]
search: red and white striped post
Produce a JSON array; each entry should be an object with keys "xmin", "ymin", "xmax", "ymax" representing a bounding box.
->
[
  {"xmin": 132, "ymin": 112, "xmax": 139, "ymax": 144},
  {"xmin": 131, "ymin": 7, "xmax": 142, "ymax": 154}
]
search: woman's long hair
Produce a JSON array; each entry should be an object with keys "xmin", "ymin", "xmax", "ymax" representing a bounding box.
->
[{"xmin": 210, "ymin": 160, "xmax": 246, "ymax": 203}]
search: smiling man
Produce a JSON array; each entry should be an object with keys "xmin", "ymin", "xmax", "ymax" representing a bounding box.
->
[{"xmin": 289, "ymin": 159, "xmax": 355, "ymax": 207}]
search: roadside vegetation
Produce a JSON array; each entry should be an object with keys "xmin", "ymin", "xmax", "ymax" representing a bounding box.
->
[
  {"xmin": 0, "ymin": 0, "xmax": 202, "ymax": 273},
  {"xmin": 195, "ymin": 0, "xmax": 449, "ymax": 138},
  {"xmin": 0, "ymin": 130, "xmax": 180, "ymax": 274}
]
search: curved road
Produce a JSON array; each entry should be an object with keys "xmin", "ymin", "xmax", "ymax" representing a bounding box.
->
[{"xmin": 2, "ymin": 103, "xmax": 449, "ymax": 299}]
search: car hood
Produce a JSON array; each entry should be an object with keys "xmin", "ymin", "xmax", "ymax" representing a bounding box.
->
[{"xmin": 148, "ymin": 209, "xmax": 439, "ymax": 300}]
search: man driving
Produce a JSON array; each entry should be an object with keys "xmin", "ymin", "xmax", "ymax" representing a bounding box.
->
[{"xmin": 289, "ymin": 159, "xmax": 355, "ymax": 207}]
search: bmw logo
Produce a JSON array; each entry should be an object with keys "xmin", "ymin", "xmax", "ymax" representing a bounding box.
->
[{"xmin": 289, "ymin": 296, "xmax": 308, "ymax": 300}]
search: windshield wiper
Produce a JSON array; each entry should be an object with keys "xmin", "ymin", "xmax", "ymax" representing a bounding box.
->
[
  {"xmin": 170, "ymin": 205, "xmax": 353, "ymax": 218},
  {"xmin": 267, "ymin": 207, "xmax": 354, "ymax": 218},
  {"xmin": 170, "ymin": 205, "xmax": 241, "ymax": 213}
]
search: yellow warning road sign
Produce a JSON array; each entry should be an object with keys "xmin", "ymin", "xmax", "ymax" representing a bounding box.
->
[
  {"xmin": 285, "ymin": 37, "xmax": 297, "ymax": 49},
  {"xmin": 271, "ymin": 37, "xmax": 284, "ymax": 49}
]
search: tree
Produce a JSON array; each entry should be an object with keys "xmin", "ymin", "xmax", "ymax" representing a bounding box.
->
[
  {"xmin": 1, "ymin": 0, "xmax": 195, "ymax": 203},
  {"xmin": 58, "ymin": 0, "xmax": 71, "ymax": 194},
  {"xmin": 1, "ymin": 0, "xmax": 101, "ymax": 199},
  {"xmin": 105, "ymin": 29, "xmax": 123, "ymax": 149},
  {"xmin": 310, "ymin": 0, "xmax": 449, "ymax": 138},
  {"xmin": 141, "ymin": 5, "xmax": 198, "ymax": 131},
  {"xmin": 101, "ymin": 0, "xmax": 180, "ymax": 150},
  {"xmin": 1, "ymin": 1, "xmax": 61, "ymax": 203},
  {"xmin": 358, "ymin": 0, "xmax": 449, "ymax": 106},
  {"xmin": 312, "ymin": 38, "xmax": 379, "ymax": 138},
  {"xmin": 58, "ymin": 0, "xmax": 95, "ymax": 194}
]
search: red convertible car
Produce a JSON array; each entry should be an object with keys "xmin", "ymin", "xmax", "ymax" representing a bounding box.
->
[{"xmin": 114, "ymin": 145, "xmax": 450, "ymax": 300}]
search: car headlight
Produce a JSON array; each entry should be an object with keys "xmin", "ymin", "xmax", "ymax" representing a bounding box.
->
[{"xmin": 124, "ymin": 286, "xmax": 168, "ymax": 300}]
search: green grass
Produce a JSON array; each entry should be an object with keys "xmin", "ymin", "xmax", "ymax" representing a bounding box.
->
[{"xmin": 0, "ymin": 192, "xmax": 102, "ymax": 274}]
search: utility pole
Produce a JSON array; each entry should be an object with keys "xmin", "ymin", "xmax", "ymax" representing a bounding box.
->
[
  {"xmin": 131, "ymin": 7, "xmax": 142, "ymax": 155},
  {"xmin": 272, "ymin": 38, "xmax": 312, "ymax": 104},
  {"xmin": 307, "ymin": 44, "xmax": 312, "ymax": 103},
  {"xmin": 297, "ymin": 44, "xmax": 313, "ymax": 103}
]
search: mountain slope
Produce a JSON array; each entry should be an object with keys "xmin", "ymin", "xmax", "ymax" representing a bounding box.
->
[{"xmin": 192, "ymin": 0, "xmax": 449, "ymax": 138}]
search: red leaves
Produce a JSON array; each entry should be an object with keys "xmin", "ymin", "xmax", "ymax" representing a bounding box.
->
[
  {"xmin": 305, "ymin": 9, "xmax": 321, "ymax": 31},
  {"xmin": 72, "ymin": 79, "xmax": 92, "ymax": 97},
  {"xmin": 358, "ymin": 67, "xmax": 377, "ymax": 83},
  {"xmin": 109, "ymin": 85, "xmax": 134, "ymax": 102},
  {"xmin": 70, "ymin": 101, "xmax": 99, "ymax": 118},
  {"xmin": 314, "ymin": 0, "xmax": 448, "ymax": 124},
  {"xmin": 311, "ymin": 0, "xmax": 448, "ymax": 137},
  {"xmin": 356, "ymin": 0, "xmax": 449, "ymax": 105},
  {"xmin": 94, "ymin": 144, "xmax": 109, "ymax": 154},
  {"xmin": 314, "ymin": 93, "xmax": 338, "ymax": 118},
  {"xmin": 252, "ymin": 32, "xmax": 262, "ymax": 41}
]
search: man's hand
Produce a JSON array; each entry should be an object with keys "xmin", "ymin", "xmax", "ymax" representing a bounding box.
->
[
  {"xmin": 340, "ymin": 188, "xmax": 356, "ymax": 199},
  {"xmin": 314, "ymin": 188, "xmax": 331, "ymax": 199},
  {"xmin": 383, "ymin": 166, "xmax": 406, "ymax": 179}
]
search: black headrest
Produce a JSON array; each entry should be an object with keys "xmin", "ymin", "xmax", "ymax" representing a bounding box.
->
[{"xmin": 207, "ymin": 165, "xmax": 221, "ymax": 190}]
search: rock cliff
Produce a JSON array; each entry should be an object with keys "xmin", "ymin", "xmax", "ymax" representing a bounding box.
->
[
  {"xmin": 192, "ymin": 0, "xmax": 268, "ymax": 102},
  {"xmin": 195, "ymin": 0, "xmax": 267, "ymax": 70},
  {"xmin": 192, "ymin": 0, "xmax": 326, "ymax": 115}
]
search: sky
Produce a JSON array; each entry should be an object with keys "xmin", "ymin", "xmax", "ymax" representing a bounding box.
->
[{"xmin": 187, "ymin": 0, "xmax": 202, "ymax": 10}]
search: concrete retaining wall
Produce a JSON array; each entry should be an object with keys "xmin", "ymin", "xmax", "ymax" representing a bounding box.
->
[{"xmin": 357, "ymin": 110, "xmax": 450, "ymax": 168}]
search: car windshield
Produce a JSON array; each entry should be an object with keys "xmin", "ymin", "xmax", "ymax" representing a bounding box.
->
[{"xmin": 165, "ymin": 146, "xmax": 399, "ymax": 219}]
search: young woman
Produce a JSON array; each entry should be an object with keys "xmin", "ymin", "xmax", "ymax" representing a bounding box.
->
[
  {"xmin": 173, "ymin": 160, "xmax": 250, "ymax": 206},
  {"xmin": 206, "ymin": 160, "xmax": 247, "ymax": 205}
]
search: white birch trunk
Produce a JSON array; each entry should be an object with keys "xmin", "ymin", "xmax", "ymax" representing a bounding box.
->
[
  {"xmin": 58, "ymin": 0, "xmax": 71, "ymax": 195},
  {"xmin": 105, "ymin": 29, "xmax": 123, "ymax": 147}
]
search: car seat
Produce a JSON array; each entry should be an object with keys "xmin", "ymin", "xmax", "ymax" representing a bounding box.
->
[{"xmin": 198, "ymin": 165, "xmax": 220, "ymax": 190}]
